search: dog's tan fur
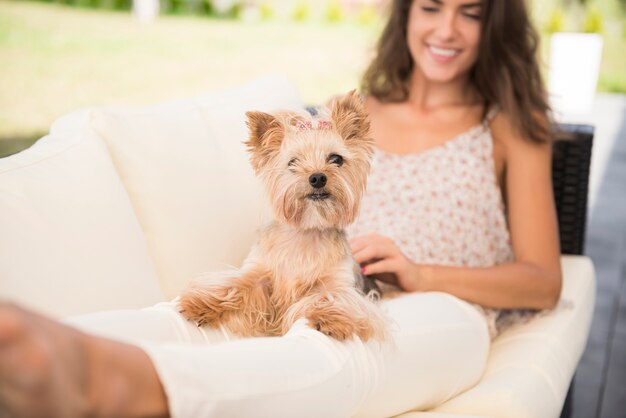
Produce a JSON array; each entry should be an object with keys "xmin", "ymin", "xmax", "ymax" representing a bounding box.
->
[{"xmin": 178, "ymin": 91, "xmax": 387, "ymax": 341}]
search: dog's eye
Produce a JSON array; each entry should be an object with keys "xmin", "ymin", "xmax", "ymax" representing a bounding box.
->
[
  {"xmin": 288, "ymin": 158, "xmax": 298, "ymax": 167},
  {"xmin": 329, "ymin": 154, "xmax": 344, "ymax": 166}
]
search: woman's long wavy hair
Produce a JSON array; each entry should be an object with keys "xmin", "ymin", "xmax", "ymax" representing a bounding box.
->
[{"xmin": 361, "ymin": 0, "xmax": 552, "ymax": 143}]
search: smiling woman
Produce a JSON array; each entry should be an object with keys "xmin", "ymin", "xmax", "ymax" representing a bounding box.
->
[
  {"xmin": 355, "ymin": 0, "xmax": 560, "ymax": 317},
  {"xmin": 363, "ymin": 0, "xmax": 551, "ymax": 145}
]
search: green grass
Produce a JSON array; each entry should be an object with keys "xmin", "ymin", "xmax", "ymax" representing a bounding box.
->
[
  {"xmin": 0, "ymin": 0, "xmax": 381, "ymax": 144},
  {"xmin": 1, "ymin": 0, "xmax": 625, "ymax": 156}
]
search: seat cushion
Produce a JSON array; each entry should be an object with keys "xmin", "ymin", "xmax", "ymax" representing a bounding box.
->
[
  {"xmin": 0, "ymin": 110, "xmax": 165, "ymax": 317},
  {"xmin": 90, "ymin": 75, "xmax": 304, "ymax": 298}
]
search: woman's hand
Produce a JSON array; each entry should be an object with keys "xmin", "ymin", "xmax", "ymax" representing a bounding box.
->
[{"xmin": 349, "ymin": 233, "xmax": 427, "ymax": 292}]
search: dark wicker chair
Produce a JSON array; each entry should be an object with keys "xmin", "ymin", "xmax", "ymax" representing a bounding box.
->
[{"xmin": 553, "ymin": 123, "xmax": 594, "ymax": 418}]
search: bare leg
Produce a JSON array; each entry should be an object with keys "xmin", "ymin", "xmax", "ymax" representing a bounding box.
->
[{"xmin": 0, "ymin": 302, "xmax": 169, "ymax": 418}]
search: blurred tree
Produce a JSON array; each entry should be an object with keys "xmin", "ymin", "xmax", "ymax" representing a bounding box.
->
[
  {"xmin": 292, "ymin": 1, "xmax": 309, "ymax": 21},
  {"xmin": 546, "ymin": 7, "xmax": 565, "ymax": 33},
  {"xmin": 325, "ymin": 0, "xmax": 343, "ymax": 23},
  {"xmin": 583, "ymin": 8, "xmax": 604, "ymax": 33}
]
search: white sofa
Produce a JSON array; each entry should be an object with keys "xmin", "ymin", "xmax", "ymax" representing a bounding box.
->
[{"xmin": 0, "ymin": 76, "xmax": 595, "ymax": 418}]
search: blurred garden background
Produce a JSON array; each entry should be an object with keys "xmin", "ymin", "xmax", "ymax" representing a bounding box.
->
[{"xmin": 0, "ymin": 0, "xmax": 625, "ymax": 156}]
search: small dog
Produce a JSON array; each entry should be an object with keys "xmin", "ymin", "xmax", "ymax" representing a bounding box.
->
[{"xmin": 178, "ymin": 91, "xmax": 386, "ymax": 341}]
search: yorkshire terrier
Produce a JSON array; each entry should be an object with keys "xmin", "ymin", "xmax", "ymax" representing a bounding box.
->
[{"xmin": 178, "ymin": 91, "xmax": 386, "ymax": 341}]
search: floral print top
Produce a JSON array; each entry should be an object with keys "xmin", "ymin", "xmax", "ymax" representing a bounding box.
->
[{"xmin": 347, "ymin": 109, "xmax": 533, "ymax": 338}]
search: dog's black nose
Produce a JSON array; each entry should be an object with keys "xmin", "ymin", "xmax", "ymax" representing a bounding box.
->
[{"xmin": 309, "ymin": 173, "xmax": 327, "ymax": 189}]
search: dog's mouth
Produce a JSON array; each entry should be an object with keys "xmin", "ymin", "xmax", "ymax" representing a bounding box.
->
[{"xmin": 306, "ymin": 192, "xmax": 331, "ymax": 201}]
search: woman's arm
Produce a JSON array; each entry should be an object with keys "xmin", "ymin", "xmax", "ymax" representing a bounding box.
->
[
  {"xmin": 351, "ymin": 113, "xmax": 562, "ymax": 310},
  {"xmin": 414, "ymin": 262, "xmax": 560, "ymax": 310},
  {"xmin": 351, "ymin": 235, "xmax": 560, "ymax": 310}
]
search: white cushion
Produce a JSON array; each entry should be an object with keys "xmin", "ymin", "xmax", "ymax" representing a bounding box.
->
[
  {"xmin": 90, "ymin": 75, "xmax": 304, "ymax": 299},
  {"xmin": 0, "ymin": 111, "xmax": 165, "ymax": 318},
  {"xmin": 406, "ymin": 255, "xmax": 595, "ymax": 418}
]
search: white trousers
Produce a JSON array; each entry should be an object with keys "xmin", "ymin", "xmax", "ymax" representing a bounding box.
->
[{"xmin": 65, "ymin": 292, "xmax": 490, "ymax": 418}]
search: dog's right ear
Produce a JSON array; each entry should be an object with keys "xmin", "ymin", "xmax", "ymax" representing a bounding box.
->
[{"xmin": 245, "ymin": 111, "xmax": 284, "ymax": 172}]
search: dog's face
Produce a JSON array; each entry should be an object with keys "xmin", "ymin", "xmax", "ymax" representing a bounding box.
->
[{"xmin": 245, "ymin": 91, "xmax": 373, "ymax": 230}]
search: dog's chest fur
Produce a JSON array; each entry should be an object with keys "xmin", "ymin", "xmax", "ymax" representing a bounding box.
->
[{"xmin": 254, "ymin": 222, "xmax": 354, "ymax": 288}]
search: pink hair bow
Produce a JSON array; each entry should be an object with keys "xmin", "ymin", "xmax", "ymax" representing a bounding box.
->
[{"xmin": 297, "ymin": 120, "xmax": 333, "ymax": 131}]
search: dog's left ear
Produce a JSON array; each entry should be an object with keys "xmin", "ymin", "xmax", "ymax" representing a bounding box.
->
[
  {"xmin": 245, "ymin": 111, "xmax": 283, "ymax": 148},
  {"xmin": 331, "ymin": 90, "xmax": 370, "ymax": 143}
]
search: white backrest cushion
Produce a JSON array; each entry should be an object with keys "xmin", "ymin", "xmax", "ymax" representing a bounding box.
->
[
  {"xmin": 0, "ymin": 111, "xmax": 165, "ymax": 318},
  {"xmin": 90, "ymin": 76, "xmax": 304, "ymax": 299}
]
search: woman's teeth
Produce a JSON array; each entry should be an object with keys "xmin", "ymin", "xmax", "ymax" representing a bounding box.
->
[{"xmin": 430, "ymin": 46, "xmax": 459, "ymax": 57}]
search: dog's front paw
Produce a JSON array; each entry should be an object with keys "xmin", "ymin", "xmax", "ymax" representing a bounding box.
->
[
  {"xmin": 178, "ymin": 285, "xmax": 240, "ymax": 327},
  {"xmin": 306, "ymin": 299, "xmax": 359, "ymax": 341},
  {"xmin": 315, "ymin": 318, "xmax": 385, "ymax": 342},
  {"xmin": 305, "ymin": 290, "xmax": 387, "ymax": 341},
  {"xmin": 311, "ymin": 317, "xmax": 355, "ymax": 341}
]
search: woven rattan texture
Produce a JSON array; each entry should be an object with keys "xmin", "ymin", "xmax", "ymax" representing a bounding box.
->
[{"xmin": 552, "ymin": 124, "xmax": 594, "ymax": 256}]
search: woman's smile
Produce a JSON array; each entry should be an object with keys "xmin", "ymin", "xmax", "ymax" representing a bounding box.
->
[{"xmin": 427, "ymin": 44, "xmax": 462, "ymax": 62}]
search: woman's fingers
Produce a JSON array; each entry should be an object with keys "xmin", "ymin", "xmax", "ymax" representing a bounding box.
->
[
  {"xmin": 353, "ymin": 243, "xmax": 399, "ymax": 265},
  {"xmin": 348, "ymin": 237, "xmax": 369, "ymax": 255},
  {"xmin": 348, "ymin": 234, "xmax": 380, "ymax": 253},
  {"xmin": 350, "ymin": 235, "xmax": 398, "ymax": 260},
  {"xmin": 352, "ymin": 246, "xmax": 380, "ymax": 265},
  {"xmin": 361, "ymin": 258, "xmax": 398, "ymax": 276},
  {"xmin": 349, "ymin": 235, "xmax": 420, "ymax": 292}
]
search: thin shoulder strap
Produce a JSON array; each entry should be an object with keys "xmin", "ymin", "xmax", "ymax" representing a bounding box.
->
[{"xmin": 483, "ymin": 106, "xmax": 500, "ymax": 126}]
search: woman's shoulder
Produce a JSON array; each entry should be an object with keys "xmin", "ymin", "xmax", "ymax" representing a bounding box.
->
[
  {"xmin": 489, "ymin": 109, "xmax": 552, "ymax": 177},
  {"xmin": 490, "ymin": 109, "xmax": 549, "ymax": 151},
  {"xmin": 490, "ymin": 110, "xmax": 515, "ymax": 147}
]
